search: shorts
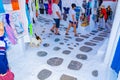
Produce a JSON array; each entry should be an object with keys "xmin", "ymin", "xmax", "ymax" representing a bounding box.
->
[
  {"xmin": 53, "ymin": 19, "xmax": 60, "ymax": 28},
  {"xmin": 69, "ymin": 21, "xmax": 77, "ymax": 24}
]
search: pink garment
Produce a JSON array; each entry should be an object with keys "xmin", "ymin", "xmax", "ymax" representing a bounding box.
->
[
  {"xmin": 88, "ymin": 15, "xmax": 90, "ymax": 22},
  {"xmin": 0, "ymin": 70, "xmax": 14, "ymax": 80},
  {"xmin": 48, "ymin": 3, "xmax": 52, "ymax": 15},
  {"xmin": 5, "ymin": 26, "xmax": 17, "ymax": 45}
]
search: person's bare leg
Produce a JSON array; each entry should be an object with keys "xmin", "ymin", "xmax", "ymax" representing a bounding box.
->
[
  {"xmin": 73, "ymin": 23, "xmax": 78, "ymax": 36},
  {"xmin": 55, "ymin": 28, "xmax": 59, "ymax": 34},
  {"xmin": 50, "ymin": 24, "xmax": 55, "ymax": 32},
  {"xmin": 66, "ymin": 23, "xmax": 72, "ymax": 34}
]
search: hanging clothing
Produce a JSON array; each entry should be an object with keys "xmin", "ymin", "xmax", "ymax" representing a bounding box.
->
[
  {"xmin": 48, "ymin": 0, "xmax": 52, "ymax": 15},
  {"xmin": 5, "ymin": 25, "xmax": 17, "ymax": 44},
  {"xmin": 2, "ymin": 0, "xmax": 11, "ymax": 4},
  {"xmin": 35, "ymin": 0, "xmax": 39, "ymax": 11},
  {"xmin": 11, "ymin": 0, "xmax": 20, "ymax": 10},
  {"xmin": 0, "ymin": 40, "xmax": 14, "ymax": 80},
  {"xmin": 0, "ymin": 0, "xmax": 5, "ymax": 13},
  {"xmin": 0, "ymin": 70, "xmax": 14, "ymax": 80},
  {"xmin": 0, "ymin": 40, "xmax": 9, "ymax": 74},
  {"xmin": 63, "ymin": 7, "xmax": 70, "ymax": 14},
  {"xmin": 4, "ymin": 14, "xmax": 17, "ymax": 44},
  {"xmin": 98, "ymin": 0, "xmax": 103, "ymax": 7},
  {"xmin": 26, "ymin": 4, "xmax": 33, "ymax": 35},
  {"xmin": 26, "ymin": 0, "xmax": 29, "ymax": 4},
  {"xmin": 58, "ymin": 0, "xmax": 62, "ymax": 11}
]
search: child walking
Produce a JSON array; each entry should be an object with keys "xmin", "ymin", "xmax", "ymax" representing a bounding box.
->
[{"xmin": 65, "ymin": 3, "xmax": 78, "ymax": 36}]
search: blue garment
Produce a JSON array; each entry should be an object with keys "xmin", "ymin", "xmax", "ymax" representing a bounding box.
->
[
  {"xmin": 63, "ymin": 7, "xmax": 70, "ymax": 14},
  {"xmin": 0, "ymin": 39, "xmax": 8, "ymax": 74},
  {"xmin": 2, "ymin": 0, "xmax": 11, "ymax": 4},
  {"xmin": 0, "ymin": 0, "xmax": 5, "ymax": 13},
  {"xmin": 5, "ymin": 14, "xmax": 11, "ymax": 26},
  {"xmin": 53, "ymin": 19, "xmax": 60, "ymax": 28},
  {"xmin": 85, "ymin": 1, "xmax": 91, "ymax": 16},
  {"xmin": 0, "ymin": 51, "xmax": 9, "ymax": 74},
  {"xmin": 0, "ymin": 36, "xmax": 4, "ymax": 41},
  {"xmin": 44, "ymin": 3, "xmax": 48, "ymax": 10},
  {"xmin": 94, "ymin": 0, "xmax": 98, "ymax": 8},
  {"xmin": 58, "ymin": 0, "xmax": 62, "ymax": 11},
  {"xmin": 26, "ymin": 4, "xmax": 31, "ymax": 26},
  {"xmin": 74, "ymin": 6, "xmax": 81, "ymax": 28},
  {"xmin": 0, "ymin": 36, "xmax": 7, "ymax": 48}
]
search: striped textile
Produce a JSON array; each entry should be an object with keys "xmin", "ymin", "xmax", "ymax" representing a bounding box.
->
[{"xmin": 0, "ymin": 0, "xmax": 20, "ymax": 13}]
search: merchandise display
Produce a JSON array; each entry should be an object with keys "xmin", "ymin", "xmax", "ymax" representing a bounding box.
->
[
  {"xmin": 0, "ymin": 0, "xmax": 119, "ymax": 80},
  {"xmin": 0, "ymin": 18, "xmax": 14, "ymax": 80}
]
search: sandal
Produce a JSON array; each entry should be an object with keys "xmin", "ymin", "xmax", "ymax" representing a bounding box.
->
[
  {"xmin": 65, "ymin": 33, "xmax": 69, "ymax": 35},
  {"xmin": 55, "ymin": 33, "xmax": 61, "ymax": 35},
  {"xmin": 50, "ymin": 29, "xmax": 54, "ymax": 33},
  {"xmin": 74, "ymin": 34, "xmax": 79, "ymax": 37}
]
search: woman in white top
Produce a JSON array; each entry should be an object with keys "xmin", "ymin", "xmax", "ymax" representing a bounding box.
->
[
  {"xmin": 65, "ymin": 3, "xmax": 78, "ymax": 36},
  {"xmin": 50, "ymin": 0, "xmax": 62, "ymax": 35}
]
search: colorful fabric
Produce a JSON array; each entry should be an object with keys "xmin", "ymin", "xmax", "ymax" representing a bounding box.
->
[
  {"xmin": 48, "ymin": 0, "xmax": 52, "ymax": 15},
  {"xmin": 58, "ymin": 0, "xmax": 62, "ymax": 11},
  {"xmin": 2, "ymin": 0, "xmax": 11, "ymax": 4},
  {"xmin": 11, "ymin": 0, "xmax": 20, "ymax": 10},
  {"xmin": 63, "ymin": 7, "xmax": 70, "ymax": 14},
  {"xmin": 0, "ymin": 51, "xmax": 9, "ymax": 73},
  {"xmin": 0, "ymin": 0, "xmax": 5, "ymax": 13},
  {"xmin": 35, "ymin": 0, "xmax": 39, "ymax": 11},
  {"xmin": 0, "ymin": 70, "xmax": 14, "ymax": 80},
  {"xmin": 48, "ymin": 3, "xmax": 52, "ymax": 15},
  {"xmin": 0, "ymin": 40, "xmax": 8, "ymax": 74},
  {"xmin": 29, "ymin": 23, "xmax": 33, "ymax": 36},
  {"xmin": 26, "ymin": 0, "xmax": 29, "ymax": 4},
  {"xmin": 9, "ymin": 12, "xmax": 25, "ymax": 38},
  {"xmin": 14, "ymin": 22, "xmax": 24, "ymax": 34},
  {"xmin": 0, "ymin": 0, "xmax": 19, "ymax": 13},
  {"xmin": 26, "ymin": 4, "xmax": 33, "ymax": 36},
  {"xmin": 26, "ymin": 5, "xmax": 31, "ymax": 25},
  {"xmin": 5, "ymin": 14, "xmax": 10, "ymax": 26},
  {"xmin": 5, "ymin": 25, "xmax": 17, "ymax": 44},
  {"xmin": 5, "ymin": 14, "xmax": 17, "ymax": 44}
]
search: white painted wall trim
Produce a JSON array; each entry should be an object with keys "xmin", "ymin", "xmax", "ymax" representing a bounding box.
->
[
  {"xmin": 104, "ymin": 0, "xmax": 120, "ymax": 67},
  {"xmin": 117, "ymin": 72, "xmax": 120, "ymax": 80}
]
